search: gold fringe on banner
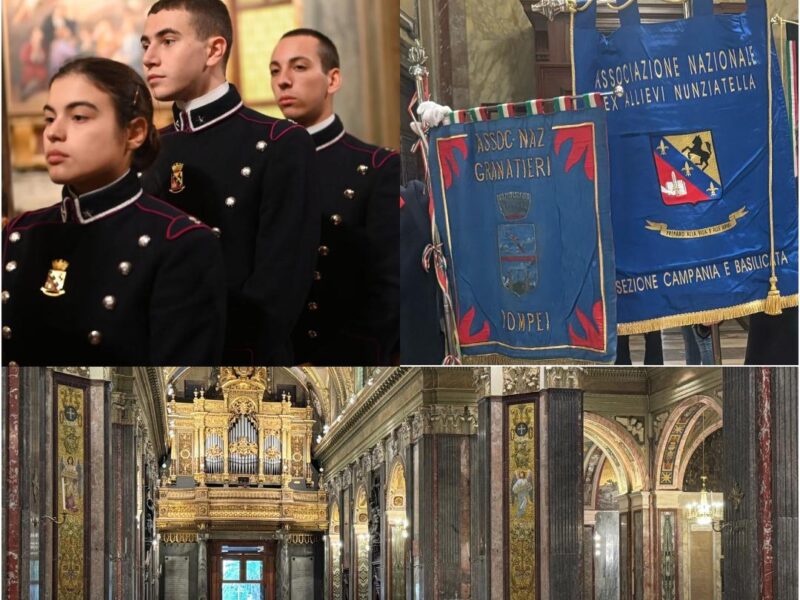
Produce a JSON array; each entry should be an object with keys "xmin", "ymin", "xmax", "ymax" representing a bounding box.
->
[
  {"xmin": 461, "ymin": 354, "xmax": 611, "ymax": 365},
  {"xmin": 617, "ymin": 294, "xmax": 798, "ymax": 335}
]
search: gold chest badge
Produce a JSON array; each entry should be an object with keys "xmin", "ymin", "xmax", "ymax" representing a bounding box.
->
[
  {"xmin": 41, "ymin": 259, "xmax": 69, "ymax": 297},
  {"xmin": 169, "ymin": 162, "xmax": 185, "ymax": 193}
]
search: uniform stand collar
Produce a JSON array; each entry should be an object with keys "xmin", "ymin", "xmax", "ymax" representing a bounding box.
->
[
  {"xmin": 61, "ymin": 170, "xmax": 142, "ymax": 224},
  {"xmin": 172, "ymin": 84, "xmax": 243, "ymax": 133},
  {"xmin": 310, "ymin": 114, "xmax": 345, "ymax": 151}
]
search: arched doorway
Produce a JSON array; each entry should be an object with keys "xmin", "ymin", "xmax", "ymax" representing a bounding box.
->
[
  {"xmin": 386, "ymin": 460, "xmax": 409, "ymax": 599},
  {"xmin": 584, "ymin": 412, "xmax": 649, "ymax": 600}
]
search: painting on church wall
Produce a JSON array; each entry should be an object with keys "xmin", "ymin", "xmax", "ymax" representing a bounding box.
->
[
  {"xmin": 2, "ymin": 0, "xmax": 148, "ymax": 116},
  {"xmin": 55, "ymin": 378, "xmax": 88, "ymax": 600},
  {"xmin": 596, "ymin": 458, "xmax": 619, "ymax": 510},
  {"xmin": 506, "ymin": 399, "xmax": 537, "ymax": 599}
]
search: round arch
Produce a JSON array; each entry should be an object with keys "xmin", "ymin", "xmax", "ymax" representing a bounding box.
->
[
  {"xmin": 329, "ymin": 499, "xmax": 341, "ymax": 538},
  {"xmin": 584, "ymin": 412, "xmax": 649, "ymax": 494},
  {"xmin": 386, "ymin": 457, "xmax": 407, "ymax": 513},
  {"xmin": 654, "ymin": 395, "xmax": 721, "ymax": 490},
  {"xmin": 675, "ymin": 420, "xmax": 723, "ymax": 490},
  {"xmin": 354, "ymin": 484, "xmax": 369, "ymax": 528}
]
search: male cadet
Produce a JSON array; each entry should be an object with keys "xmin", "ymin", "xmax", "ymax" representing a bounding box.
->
[
  {"xmin": 270, "ymin": 29, "xmax": 400, "ymax": 365},
  {"xmin": 140, "ymin": 0, "xmax": 319, "ymax": 364}
]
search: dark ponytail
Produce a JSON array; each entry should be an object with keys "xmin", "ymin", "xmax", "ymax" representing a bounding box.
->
[{"xmin": 50, "ymin": 57, "xmax": 160, "ymax": 170}]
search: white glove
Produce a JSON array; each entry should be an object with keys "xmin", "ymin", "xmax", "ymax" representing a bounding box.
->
[{"xmin": 417, "ymin": 101, "xmax": 452, "ymax": 128}]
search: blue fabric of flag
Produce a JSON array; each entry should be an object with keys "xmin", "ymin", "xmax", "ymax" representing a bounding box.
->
[
  {"xmin": 428, "ymin": 106, "xmax": 617, "ymax": 362},
  {"xmin": 572, "ymin": 0, "xmax": 798, "ymax": 333}
]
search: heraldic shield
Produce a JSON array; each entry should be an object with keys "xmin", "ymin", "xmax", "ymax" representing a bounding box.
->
[
  {"xmin": 497, "ymin": 191, "xmax": 538, "ymax": 297},
  {"xmin": 498, "ymin": 223, "xmax": 538, "ymax": 297},
  {"xmin": 651, "ymin": 130, "xmax": 722, "ymax": 205}
]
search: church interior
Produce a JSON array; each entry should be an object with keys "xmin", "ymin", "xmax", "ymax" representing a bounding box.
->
[{"xmin": 3, "ymin": 365, "xmax": 796, "ymax": 599}]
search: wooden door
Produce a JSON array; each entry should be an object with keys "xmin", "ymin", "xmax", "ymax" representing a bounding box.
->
[{"xmin": 209, "ymin": 541, "xmax": 276, "ymax": 600}]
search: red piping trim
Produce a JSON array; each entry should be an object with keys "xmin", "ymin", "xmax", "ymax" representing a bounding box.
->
[{"xmin": 135, "ymin": 201, "xmax": 209, "ymax": 240}]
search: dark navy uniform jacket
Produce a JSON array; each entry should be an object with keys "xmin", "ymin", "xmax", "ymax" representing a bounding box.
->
[
  {"xmin": 142, "ymin": 84, "xmax": 320, "ymax": 364},
  {"xmin": 2, "ymin": 170, "xmax": 226, "ymax": 365},
  {"xmin": 292, "ymin": 116, "xmax": 399, "ymax": 365}
]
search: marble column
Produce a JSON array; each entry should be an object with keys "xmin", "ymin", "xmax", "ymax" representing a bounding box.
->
[
  {"xmin": 19, "ymin": 367, "xmax": 46, "ymax": 600},
  {"xmin": 89, "ymin": 378, "xmax": 110, "ymax": 599},
  {"xmin": 474, "ymin": 395, "xmax": 505, "ymax": 599},
  {"xmin": 617, "ymin": 494, "xmax": 632, "ymax": 600},
  {"xmin": 197, "ymin": 533, "xmax": 209, "ymax": 600},
  {"xmin": 722, "ymin": 367, "xmax": 798, "ymax": 600},
  {"xmin": 540, "ymin": 387, "xmax": 583, "ymax": 600},
  {"xmin": 771, "ymin": 368, "xmax": 797, "ymax": 599},
  {"xmin": 627, "ymin": 491, "xmax": 652, "ymax": 600},
  {"xmin": 277, "ymin": 530, "xmax": 291, "ymax": 600},
  {"xmin": 412, "ymin": 405, "xmax": 476, "ymax": 599},
  {"xmin": 5, "ymin": 365, "xmax": 21, "ymax": 600},
  {"xmin": 594, "ymin": 511, "xmax": 620, "ymax": 600}
]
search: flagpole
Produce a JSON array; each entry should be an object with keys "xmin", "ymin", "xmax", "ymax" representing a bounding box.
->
[{"xmin": 408, "ymin": 39, "xmax": 463, "ymax": 364}]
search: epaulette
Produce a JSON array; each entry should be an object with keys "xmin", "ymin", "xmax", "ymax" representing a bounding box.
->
[
  {"xmin": 136, "ymin": 196, "xmax": 211, "ymax": 241},
  {"xmin": 269, "ymin": 118, "xmax": 305, "ymax": 142},
  {"xmin": 371, "ymin": 146, "xmax": 399, "ymax": 169},
  {"xmin": 5, "ymin": 205, "xmax": 61, "ymax": 231}
]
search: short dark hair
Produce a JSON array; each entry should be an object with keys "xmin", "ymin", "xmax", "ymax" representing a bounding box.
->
[
  {"xmin": 280, "ymin": 28, "xmax": 340, "ymax": 73},
  {"xmin": 50, "ymin": 57, "xmax": 160, "ymax": 170},
  {"xmin": 148, "ymin": 0, "xmax": 233, "ymax": 66}
]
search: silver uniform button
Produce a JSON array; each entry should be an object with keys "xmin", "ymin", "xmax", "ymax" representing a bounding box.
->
[
  {"xmin": 211, "ymin": 227, "xmax": 221, "ymax": 237},
  {"xmin": 241, "ymin": 166, "xmax": 252, "ymax": 177},
  {"xmin": 343, "ymin": 189, "xmax": 355, "ymax": 199},
  {"xmin": 1, "ymin": 291, "xmax": 9, "ymax": 303},
  {"xmin": 138, "ymin": 235, "xmax": 151, "ymax": 247},
  {"xmin": 5, "ymin": 261, "xmax": 17, "ymax": 272},
  {"xmin": 2, "ymin": 326, "xmax": 11, "ymax": 339},
  {"xmin": 313, "ymin": 271, "xmax": 322, "ymax": 281},
  {"xmin": 102, "ymin": 295, "xmax": 116, "ymax": 310},
  {"xmin": 256, "ymin": 141, "xmax": 267, "ymax": 151},
  {"xmin": 225, "ymin": 196, "xmax": 236, "ymax": 207},
  {"xmin": 357, "ymin": 165, "xmax": 369, "ymax": 175},
  {"xmin": 307, "ymin": 330, "xmax": 318, "ymax": 339},
  {"xmin": 330, "ymin": 214, "xmax": 343, "ymax": 226},
  {"xmin": 318, "ymin": 245, "xmax": 329, "ymax": 256},
  {"xmin": 88, "ymin": 330, "xmax": 102, "ymax": 345},
  {"xmin": 307, "ymin": 301, "xmax": 319, "ymax": 311},
  {"xmin": 9, "ymin": 232, "xmax": 21, "ymax": 243},
  {"xmin": 118, "ymin": 261, "xmax": 132, "ymax": 276}
]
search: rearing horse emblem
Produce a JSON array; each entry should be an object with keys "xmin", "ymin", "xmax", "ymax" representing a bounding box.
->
[
  {"xmin": 682, "ymin": 135, "xmax": 713, "ymax": 170},
  {"xmin": 651, "ymin": 130, "xmax": 722, "ymax": 206}
]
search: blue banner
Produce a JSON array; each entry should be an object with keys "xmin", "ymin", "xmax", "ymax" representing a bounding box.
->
[
  {"xmin": 428, "ymin": 100, "xmax": 617, "ymax": 362},
  {"xmin": 572, "ymin": 0, "xmax": 798, "ymax": 333}
]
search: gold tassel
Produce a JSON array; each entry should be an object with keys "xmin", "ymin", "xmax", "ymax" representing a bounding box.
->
[{"xmin": 764, "ymin": 276, "xmax": 783, "ymax": 316}]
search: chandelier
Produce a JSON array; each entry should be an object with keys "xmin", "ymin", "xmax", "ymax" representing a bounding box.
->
[{"xmin": 685, "ymin": 410, "xmax": 725, "ymax": 529}]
